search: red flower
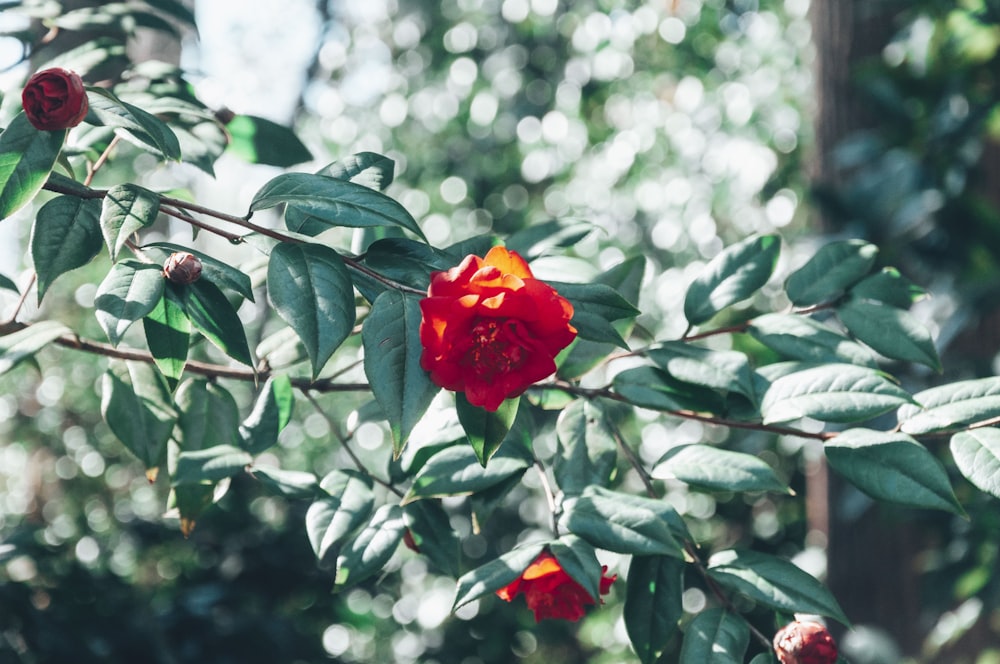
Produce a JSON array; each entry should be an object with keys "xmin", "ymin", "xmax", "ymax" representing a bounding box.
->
[
  {"xmin": 419, "ymin": 246, "xmax": 576, "ymax": 411},
  {"xmin": 773, "ymin": 621, "xmax": 839, "ymax": 664},
  {"xmin": 495, "ymin": 551, "xmax": 616, "ymax": 622},
  {"xmin": 21, "ymin": 68, "xmax": 89, "ymax": 131}
]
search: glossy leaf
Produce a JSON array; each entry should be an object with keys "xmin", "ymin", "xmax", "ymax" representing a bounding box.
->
[
  {"xmin": 225, "ymin": 114, "xmax": 312, "ymax": 167},
  {"xmin": 760, "ymin": 364, "xmax": 913, "ymax": 424},
  {"xmin": 707, "ymin": 549, "xmax": 849, "ymax": 625},
  {"xmin": 613, "ymin": 366, "xmax": 726, "ymax": 414},
  {"xmin": 403, "ymin": 500, "xmax": 462, "ymax": 577},
  {"xmin": 548, "ymin": 535, "xmax": 604, "ymax": 603},
  {"xmin": 646, "ymin": 341, "xmax": 756, "ymax": 400},
  {"xmin": 951, "ymin": 428, "xmax": 1000, "ymax": 499},
  {"xmin": 683, "ymin": 233, "xmax": 780, "ymax": 325},
  {"xmin": 0, "ymin": 321, "xmax": 71, "ymax": 376},
  {"xmin": 172, "ymin": 444, "xmax": 251, "ymax": 485},
  {"xmin": 143, "ymin": 285, "xmax": 190, "ymax": 388},
  {"xmin": 785, "ymin": 239, "xmax": 877, "ymax": 306},
  {"xmin": 653, "ymin": 444, "xmax": 791, "ymax": 494},
  {"xmin": 453, "ymin": 542, "xmax": 546, "ymax": 610},
  {"xmin": 547, "ymin": 281, "xmax": 641, "ymax": 348},
  {"xmin": 249, "ymin": 465, "xmax": 320, "ymax": 500},
  {"xmin": 560, "ymin": 486, "xmax": 685, "ymax": 557},
  {"xmin": 359, "ymin": 238, "xmax": 452, "ymax": 294},
  {"xmin": 100, "ymin": 183, "xmax": 159, "ymax": 261},
  {"xmin": 625, "ymin": 555, "xmax": 685, "ymax": 664},
  {"xmin": 306, "ymin": 469, "xmax": 375, "ymax": 563},
  {"xmin": 250, "ymin": 172, "xmax": 425, "ymax": 240},
  {"xmin": 268, "ymin": 242, "xmax": 355, "ymax": 378},
  {"xmin": 86, "ymin": 87, "xmax": 181, "ymax": 160},
  {"xmin": 239, "ymin": 375, "xmax": 295, "ymax": 455},
  {"xmin": 554, "ymin": 399, "xmax": 618, "ymax": 496},
  {"xmin": 0, "ymin": 273, "xmax": 16, "ymax": 292},
  {"xmin": 679, "ymin": 608, "xmax": 748, "ymax": 664},
  {"xmin": 456, "ymin": 393, "xmax": 520, "ymax": 466},
  {"xmin": 825, "ymin": 429, "xmax": 963, "ymax": 515},
  {"xmin": 30, "ymin": 195, "xmax": 102, "ymax": 301},
  {"xmin": 317, "ymin": 151, "xmax": 395, "ymax": 190},
  {"xmin": 173, "ymin": 378, "xmax": 240, "ymax": 451},
  {"xmin": 748, "ymin": 313, "xmax": 876, "ymax": 367},
  {"xmin": 0, "ymin": 113, "xmax": 65, "ymax": 220},
  {"xmin": 403, "ymin": 444, "xmax": 530, "ymax": 503},
  {"xmin": 506, "ymin": 218, "xmax": 594, "ymax": 260},
  {"xmin": 101, "ymin": 360, "xmax": 176, "ymax": 471},
  {"xmin": 182, "ymin": 279, "xmax": 253, "ymax": 366},
  {"xmin": 363, "ymin": 290, "xmax": 439, "ymax": 455},
  {"xmin": 95, "ymin": 260, "xmax": 165, "ymax": 346},
  {"xmin": 838, "ymin": 298, "xmax": 940, "ymax": 371},
  {"xmin": 335, "ymin": 504, "xmax": 406, "ymax": 588},
  {"xmin": 849, "ymin": 267, "xmax": 925, "ymax": 308},
  {"xmin": 142, "ymin": 242, "xmax": 254, "ymax": 302},
  {"xmin": 897, "ymin": 377, "xmax": 1000, "ymax": 435}
]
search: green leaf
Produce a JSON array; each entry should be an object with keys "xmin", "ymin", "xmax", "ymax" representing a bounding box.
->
[
  {"xmin": 707, "ymin": 549, "xmax": 849, "ymax": 625},
  {"xmin": 683, "ymin": 233, "xmax": 780, "ymax": 325},
  {"xmin": 760, "ymin": 364, "xmax": 913, "ymax": 424},
  {"xmin": 456, "ymin": 393, "xmax": 520, "ymax": 466},
  {"xmin": 837, "ymin": 298, "xmax": 940, "ymax": 371},
  {"xmin": 554, "ymin": 400, "xmax": 618, "ymax": 496},
  {"xmin": 316, "ymin": 151, "xmax": 394, "ymax": 190},
  {"xmin": 951, "ymin": 428, "xmax": 1000, "ymax": 499},
  {"xmin": 142, "ymin": 242, "xmax": 254, "ymax": 302},
  {"xmin": 613, "ymin": 366, "xmax": 727, "ymax": 414},
  {"xmin": 748, "ymin": 313, "xmax": 876, "ymax": 367},
  {"xmin": 101, "ymin": 360, "xmax": 176, "ymax": 471},
  {"xmin": 172, "ymin": 444, "xmax": 251, "ymax": 485},
  {"xmin": 453, "ymin": 542, "xmax": 546, "ymax": 611},
  {"xmin": 173, "ymin": 378, "xmax": 240, "ymax": 450},
  {"xmin": 653, "ymin": 444, "xmax": 791, "ymax": 494},
  {"xmin": 679, "ymin": 608, "xmax": 748, "ymax": 664},
  {"xmin": 897, "ymin": 377, "xmax": 1000, "ymax": 435},
  {"xmin": 95, "ymin": 260, "xmax": 165, "ymax": 345},
  {"xmin": 825, "ymin": 429, "xmax": 963, "ymax": 515},
  {"xmin": 785, "ymin": 239, "xmax": 878, "ymax": 306},
  {"xmin": 0, "ymin": 321, "xmax": 72, "ymax": 375},
  {"xmin": 0, "ymin": 113, "xmax": 65, "ymax": 220},
  {"xmin": 849, "ymin": 267, "xmax": 925, "ymax": 308},
  {"xmin": 306, "ymin": 469, "xmax": 376, "ymax": 563},
  {"xmin": 239, "ymin": 375, "xmax": 294, "ymax": 455},
  {"xmin": 181, "ymin": 279, "xmax": 253, "ymax": 366},
  {"xmin": 506, "ymin": 218, "xmax": 595, "ymax": 261},
  {"xmin": 403, "ymin": 500, "xmax": 462, "ymax": 577},
  {"xmin": 267, "ymin": 242, "xmax": 355, "ymax": 379},
  {"xmin": 86, "ymin": 87, "xmax": 182, "ymax": 160},
  {"xmin": 646, "ymin": 341, "xmax": 756, "ymax": 400},
  {"xmin": 250, "ymin": 173, "xmax": 425, "ymax": 240},
  {"xmin": 548, "ymin": 280, "xmax": 641, "ymax": 348},
  {"xmin": 335, "ymin": 504, "xmax": 406, "ymax": 588},
  {"xmin": 0, "ymin": 273, "xmax": 17, "ymax": 292},
  {"xmin": 249, "ymin": 465, "xmax": 320, "ymax": 500},
  {"xmin": 225, "ymin": 114, "xmax": 312, "ymax": 167},
  {"xmin": 363, "ymin": 290, "xmax": 439, "ymax": 455},
  {"xmin": 560, "ymin": 486, "xmax": 685, "ymax": 557},
  {"xmin": 548, "ymin": 535, "xmax": 604, "ymax": 603},
  {"xmin": 170, "ymin": 116, "xmax": 227, "ymax": 176},
  {"xmin": 403, "ymin": 444, "xmax": 530, "ymax": 503},
  {"xmin": 625, "ymin": 555, "xmax": 685, "ymax": 664},
  {"xmin": 30, "ymin": 195, "xmax": 102, "ymax": 301},
  {"xmin": 359, "ymin": 238, "xmax": 452, "ymax": 294},
  {"xmin": 100, "ymin": 183, "xmax": 159, "ymax": 261},
  {"xmin": 143, "ymin": 285, "xmax": 190, "ymax": 388}
]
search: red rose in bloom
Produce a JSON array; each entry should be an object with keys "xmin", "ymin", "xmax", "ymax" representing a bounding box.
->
[
  {"xmin": 21, "ymin": 68, "xmax": 89, "ymax": 131},
  {"xmin": 495, "ymin": 551, "xmax": 616, "ymax": 622},
  {"xmin": 419, "ymin": 246, "xmax": 576, "ymax": 411},
  {"xmin": 773, "ymin": 621, "xmax": 839, "ymax": 664}
]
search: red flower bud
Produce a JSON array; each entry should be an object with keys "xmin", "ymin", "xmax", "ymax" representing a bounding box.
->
[
  {"xmin": 773, "ymin": 621, "xmax": 839, "ymax": 664},
  {"xmin": 419, "ymin": 246, "xmax": 577, "ymax": 412},
  {"xmin": 495, "ymin": 550, "xmax": 616, "ymax": 622},
  {"xmin": 21, "ymin": 68, "xmax": 89, "ymax": 131},
  {"xmin": 163, "ymin": 252, "xmax": 203, "ymax": 285},
  {"xmin": 402, "ymin": 529, "xmax": 421, "ymax": 553}
]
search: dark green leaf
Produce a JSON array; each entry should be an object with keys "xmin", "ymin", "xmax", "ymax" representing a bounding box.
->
[
  {"xmin": 0, "ymin": 113, "xmax": 65, "ymax": 220},
  {"xmin": 653, "ymin": 444, "xmax": 791, "ymax": 494},
  {"xmin": 249, "ymin": 465, "xmax": 320, "ymax": 500},
  {"xmin": 306, "ymin": 469, "xmax": 375, "ymax": 563},
  {"xmin": 898, "ymin": 377, "xmax": 1000, "ymax": 435},
  {"xmin": 403, "ymin": 500, "xmax": 462, "ymax": 577},
  {"xmin": 95, "ymin": 260, "xmax": 165, "ymax": 345},
  {"xmin": 173, "ymin": 378, "xmax": 240, "ymax": 451},
  {"xmin": 613, "ymin": 366, "xmax": 727, "ymax": 414},
  {"xmin": 707, "ymin": 549, "xmax": 850, "ymax": 625},
  {"xmin": 838, "ymin": 298, "xmax": 940, "ymax": 371},
  {"xmin": 101, "ymin": 360, "xmax": 176, "ymax": 471},
  {"xmin": 403, "ymin": 444, "xmax": 530, "ymax": 503},
  {"xmin": 951, "ymin": 429, "xmax": 1000, "ymax": 499},
  {"xmin": 182, "ymin": 279, "xmax": 253, "ymax": 366},
  {"xmin": 86, "ymin": 87, "xmax": 181, "ymax": 160},
  {"xmin": 100, "ymin": 183, "xmax": 159, "ymax": 261},
  {"xmin": 548, "ymin": 535, "xmax": 604, "ymax": 604},
  {"xmin": 560, "ymin": 486, "xmax": 685, "ymax": 557},
  {"xmin": 142, "ymin": 242, "xmax": 254, "ymax": 302},
  {"xmin": 456, "ymin": 393, "xmax": 520, "ymax": 466},
  {"xmin": 785, "ymin": 239, "xmax": 877, "ymax": 306},
  {"xmin": 554, "ymin": 399, "xmax": 618, "ymax": 495},
  {"xmin": 30, "ymin": 195, "xmax": 102, "ymax": 301},
  {"xmin": 359, "ymin": 237, "xmax": 452, "ymax": 294},
  {"xmin": 239, "ymin": 375, "xmax": 294, "ymax": 455},
  {"xmin": 143, "ymin": 285, "xmax": 190, "ymax": 388},
  {"xmin": 748, "ymin": 313, "xmax": 876, "ymax": 367},
  {"xmin": 760, "ymin": 364, "xmax": 913, "ymax": 424},
  {"xmin": 226, "ymin": 114, "xmax": 312, "ymax": 167},
  {"xmin": 646, "ymin": 341, "xmax": 756, "ymax": 401},
  {"xmin": 335, "ymin": 504, "xmax": 406, "ymax": 588},
  {"xmin": 548, "ymin": 280, "xmax": 641, "ymax": 348},
  {"xmin": 849, "ymin": 267, "xmax": 925, "ymax": 308},
  {"xmin": 506, "ymin": 218, "xmax": 595, "ymax": 261},
  {"xmin": 683, "ymin": 234, "xmax": 780, "ymax": 325},
  {"xmin": 679, "ymin": 608, "xmax": 748, "ymax": 664},
  {"xmin": 453, "ymin": 542, "xmax": 546, "ymax": 610},
  {"xmin": 363, "ymin": 290, "xmax": 439, "ymax": 455},
  {"xmin": 268, "ymin": 242, "xmax": 355, "ymax": 378},
  {"xmin": 826, "ymin": 429, "xmax": 963, "ymax": 515},
  {"xmin": 316, "ymin": 151, "xmax": 394, "ymax": 190},
  {"xmin": 0, "ymin": 321, "xmax": 71, "ymax": 375},
  {"xmin": 172, "ymin": 444, "xmax": 251, "ymax": 485},
  {"xmin": 0, "ymin": 273, "xmax": 16, "ymax": 292},
  {"xmin": 625, "ymin": 555, "xmax": 685, "ymax": 664}
]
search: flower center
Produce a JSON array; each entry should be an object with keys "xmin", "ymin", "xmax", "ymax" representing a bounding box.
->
[{"xmin": 462, "ymin": 318, "xmax": 526, "ymax": 379}]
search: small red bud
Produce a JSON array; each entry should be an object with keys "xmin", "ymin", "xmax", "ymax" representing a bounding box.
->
[
  {"xmin": 402, "ymin": 529, "xmax": 421, "ymax": 553},
  {"xmin": 163, "ymin": 252, "xmax": 203, "ymax": 284},
  {"xmin": 773, "ymin": 621, "xmax": 838, "ymax": 664}
]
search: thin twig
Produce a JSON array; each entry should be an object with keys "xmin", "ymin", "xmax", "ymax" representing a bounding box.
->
[
  {"xmin": 534, "ymin": 460, "xmax": 560, "ymax": 536},
  {"xmin": 3, "ymin": 272, "xmax": 36, "ymax": 325},
  {"xmin": 84, "ymin": 134, "xmax": 121, "ymax": 186}
]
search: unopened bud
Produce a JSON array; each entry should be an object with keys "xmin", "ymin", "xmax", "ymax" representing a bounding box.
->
[
  {"xmin": 403, "ymin": 529, "xmax": 421, "ymax": 553},
  {"xmin": 163, "ymin": 252, "xmax": 202, "ymax": 284},
  {"xmin": 773, "ymin": 621, "xmax": 838, "ymax": 664}
]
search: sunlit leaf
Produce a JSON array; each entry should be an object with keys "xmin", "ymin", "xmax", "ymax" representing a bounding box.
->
[
  {"xmin": 172, "ymin": 444, "xmax": 251, "ymax": 485},
  {"xmin": 683, "ymin": 233, "xmax": 780, "ymax": 325},
  {"xmin": 679, "ymin": 608, "xmax": 748, "ymax": 664},
  {"xmin": 898, "ymin": 377, "xmax": 1000, "ymax": 435},
  {"xmin": 749, "ymin": 313, "xmax": 876, "ymax": 367},
  {"xmin": 554, "ymin": 399, "xmax": 618, "ymax": 496},
  {"xmin": 453, "ymin": 542, "xmax": 546, "ymax": 611},
  {"xmin": 403, "ymin": 444, "xmax": 529, "ymax": 503},
  {"xmin": 951, "ymin": 429, "xmax": 1000, "ymax": 500},
  {"xmin": 86, "ymin": 87, "xmax": 181, "ymax": 160},
  {"xmin": 0, "ymin": 321, "xmax": 72, "ymax": 376},
  {"xmin": 760, "ymin": 364, "xmax": 913, "ymax": 424},
  {"xmin": 785, "ymin": 239, "xmax": 877, "ymax": 306},
  {"xmin": 838, "ymin": 298, "xmax": 940, "ymax": 371},
  {"xmin": 0, "ymin": 113, "xmax": 65, "ymax": 220},
  {"xmin": 335, "ymin": 504, "xmax": 406, "ymax": 588},
  {"xmin": 239, "ymin": 375, "xmax": 295, "ymax": 455},
  {"xmin": 100, "ymin": 183, "xmax": 159, "ymax": 261},
  {"xmin": 226, "ymin": 114, "xmax": 312, "ymax": 167},
  {"xmin": 456, "ymin": 393, "xmax": 520, "ymax": 466},
  {"xmin": 559, "ymin": 486, "xmax": 685, "ymax": 557},
  {"xmin": 30, "ymin": 195, "xmax": 102, "ymax": 301},
  {"xmin": 181, "ymin": 279, "xmax": 253, "ymax": 366},
  {"xmin": 306, "ymin": 469, "xmax": 375, "ymax": 563},
  {"xmin": 95, "ymin": 260, "xmax": 165, "ymax": 346},
  {"xmin": 653, "ymin": 444, "xmax": 791, "ymax": 494}
]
